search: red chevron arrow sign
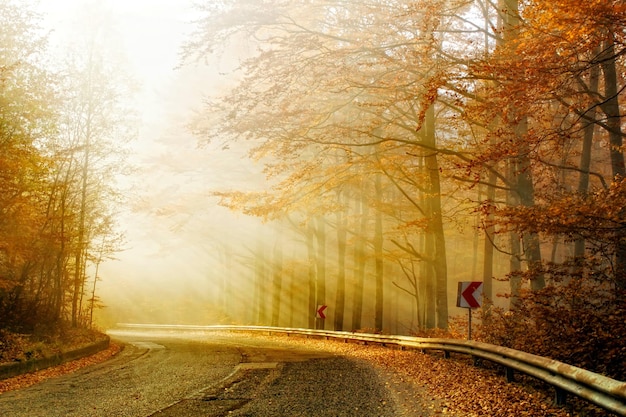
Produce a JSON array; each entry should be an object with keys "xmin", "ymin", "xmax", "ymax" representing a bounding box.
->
[
  {"xmin": 456, "ymin": 281, "xmax": 483, "ymax": 309},
  {"xmin": 316, "ymin": 305, "xmax": 327, "ymax": 319}
]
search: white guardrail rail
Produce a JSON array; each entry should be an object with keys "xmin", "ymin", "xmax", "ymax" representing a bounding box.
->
[{"xmin": 115, "ymin": 323, "xmax": 626, "ymax": 416}]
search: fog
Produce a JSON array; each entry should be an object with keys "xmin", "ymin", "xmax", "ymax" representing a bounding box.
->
[
  {"xmin": 32, "ymin": 0, "xmax": 511, "ymax": 334},
  {"xmin": 37, "ymin": 0, "xmax": 260, "ymax": 327}
]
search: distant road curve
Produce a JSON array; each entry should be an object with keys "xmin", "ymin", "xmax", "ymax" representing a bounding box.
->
[{"xmin": 0, "ymin": 328, "xmax": 416, "ymax": 417}]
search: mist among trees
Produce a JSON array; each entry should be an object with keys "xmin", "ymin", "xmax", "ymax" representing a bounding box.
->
[
  {"xmin": 181, "ymin": 0, "xmax": 625, "ymax": 377},
  {"xmin": 0, "ymin": 0, "xmax": 624, "ymax": 380}
]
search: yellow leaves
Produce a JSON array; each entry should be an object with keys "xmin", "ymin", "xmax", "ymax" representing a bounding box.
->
[{"xmin": 0, "ymin": 342, "xmax": 121, "ymax": 394}]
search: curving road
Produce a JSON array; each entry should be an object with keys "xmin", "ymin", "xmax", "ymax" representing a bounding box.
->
[{"xmin": 0, "ymin": 329, "xmax": 406, "ymax": 416}]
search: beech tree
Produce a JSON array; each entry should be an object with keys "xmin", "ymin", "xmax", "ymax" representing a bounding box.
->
[
  {"xmin": 0, "ymin": 1, "xmax": 134, "ymax": 332},
  {"xmin": 185, "ymin": 0, "xmax": 625, "ymax": 342},
  {"xmin": 465, "ymin": 0, "xmax": 626, "ymax": 295},
  {"xmin": 187, "ymin": 0, "xmax": 461, "ymax": 330},
  {"xmin": 0, "ymin": 1, "xmax": 59, "ymax": 328},
  {"xmin": 55, "ymin": 9, "xmax": 135, "ymax": 327}
]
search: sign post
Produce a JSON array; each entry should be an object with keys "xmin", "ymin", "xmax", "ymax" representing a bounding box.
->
[{"xmin": 456, "ymin": 281, "xmax": 483, "ymax": 340}]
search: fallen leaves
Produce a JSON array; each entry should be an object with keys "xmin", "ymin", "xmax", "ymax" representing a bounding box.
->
[
  {"xmin": 0, "ymin": 343, "xmax": 121, "ymax": 394},
  {"xmin": 246, "ymin": 333, "xmax": 607, "ymax": 417}
]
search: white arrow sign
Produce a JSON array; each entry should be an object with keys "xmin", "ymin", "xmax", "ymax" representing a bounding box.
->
[{"xmin": 456, "ymin": 281, "xmax": 483, "ymax": 309}]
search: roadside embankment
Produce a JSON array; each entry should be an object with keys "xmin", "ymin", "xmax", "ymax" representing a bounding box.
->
[{"xmin": 0, "ymin": 334, "xmax": 110, "ymax": 380}]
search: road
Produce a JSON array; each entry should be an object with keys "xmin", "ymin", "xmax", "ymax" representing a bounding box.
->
[{"xmin": 0, "ymin": 329, "xmax": 405, "ymax": 416}]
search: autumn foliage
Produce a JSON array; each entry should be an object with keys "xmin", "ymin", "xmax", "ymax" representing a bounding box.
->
[
  {"xmin": 0, "ymin": 1, "xmax": 129, "ymax": 347},
  {"xmin": 181, "ymin": 0, "xmax": 626, "ymax": 384},
  {"xmin": 476, "ymin": 278, "xmax": 626, "ymax": 381}
]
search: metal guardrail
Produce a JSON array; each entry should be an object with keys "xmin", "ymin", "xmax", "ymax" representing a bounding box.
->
[{"xmin": 115, "ymin": 323, "xmax": 626, "ymax": 416}]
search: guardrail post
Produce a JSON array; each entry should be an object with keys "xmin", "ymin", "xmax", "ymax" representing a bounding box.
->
[
  {"xmin": 554, "ymin": 387, "xmax": 567, "ymax": 407},
  {"xmin": 505, "ymin": 366, "xmax": 514, "ymax": 382},
  {"xmin": 444, "ymin": 350, "xmax": 450, "ymax": 359}
]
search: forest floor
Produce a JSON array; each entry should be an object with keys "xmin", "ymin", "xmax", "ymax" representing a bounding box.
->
[
  {"xmin": 272, "ymin": 334, "xmax": 610, "ymax": 417},
  {"xmin": 0, "ymin": 327, "xmax": 121, "ymax": 393},
  {"xmin": 0, "ymin": 327, "xmax": 107, "ymax": 364},
  {"xmin": 0, "ymin": 342, "xmax": 121, "ymax": 393},
  {"xmin": 0, "ymin": 330, "xmax": 612, "ymax": 416}
]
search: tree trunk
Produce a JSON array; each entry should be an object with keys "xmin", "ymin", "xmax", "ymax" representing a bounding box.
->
[
  {"xmin": 334, "ymin": 196, "xmax": 347, "ymax": 331},
  {"xmin": 599, "ymin": 34, "xmax": 626, "ymax": 294},
  {"xmin": 482, "ymin": 179, "xmax": 496, "ymax": 318},
  {"xmin": 89, "ymin": 242, "xmax": 104, "ymax": 328},
  {"xmin": 573, "ymin": 52, "xmax": 599, "ymax": 260},
  {"xmin": 255, "ymin": 241, "xmax": 268, "ymax": 325},
  {"xmin": 315, "ymin": 216, "xmax": 326, "ymax": 329},
  {"xmin": 507, "ymin": 160, "xmax": 524, "ymax": 310},
  {"xmin": 499, "ymin": 0, "xmax": 545, "ymax": 291},
  {"xmin": 71, "ymin": 128, "xmax": 91, "ymax": 328},
  {"xmin": 423, "ymin": 103, "xmax": 448, "ymax": 329},
  {"xmin": 271, "ymin": 240, "xmax": 283, "ymax": 327},
  {"xmin": 351, "ymin": 192, "xmax": 368, "ymax": 331},
  {"xmin": 515, "ymin": 117, "xmax": 546, "ymax": 290},
  {"xmin": 306, "ymin": 220, "xmax": 316, "ymax": 329},
  {"xmin": 423, "ymin": 232, "xmax": 437, "ymax": 329},
  {"xmin": 374, "ymin": 173, "xmax": 384, "ymax": 332}
]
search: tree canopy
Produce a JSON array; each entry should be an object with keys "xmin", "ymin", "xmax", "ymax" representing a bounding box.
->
[
  {"xmin": 0, "ymin": 0, "xmax": 134, "ymax": 333},
  {"xmin": 185, "ymin": 0, "xmax": 626, "ymax": 377}
]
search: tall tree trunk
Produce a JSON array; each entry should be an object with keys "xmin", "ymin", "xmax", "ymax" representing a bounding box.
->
[
  {"xmin": 255, "ymin": 241, "xmax": 267, "ymax": 325},
  {"xmin": 498, "ymin": 0, "xmax": 522, "ymax": 309},
  {"xmin": 315, "ymin": 216, "xmax": 326, "ymax": 329},
  {"xmin": 507, "ymin": 161, "xmax": 523, "ymax": 310},
  {"xmin": 599, "ymin": 34, "xmax": 626, "ymax": 294},
  {"xmin": 306, "ymin": 220, "xmax": 316, "ymax": 329},
  {"xmin": 573, "ymin": 51, "xmax": 600, "ymax": 260},
  {"xmin": 481, "ymin": 9, "xmax": 495, "ymax": 318},
  {"xmin": 418, "ymin": 153, "xmax": 436, "ymax": 329},
  {"xmin": 53, "ymin": 178, "xmax": 70, "ymax": 323},
  {"xmin": 500, "ymin": 0, "xmax": 545, "ymax": 291},
  {"xmin": 88, "ymin": 240, "xmax": 105, "ymax": 328},
  {"xmin": 600, "ymin": 34, "xmax": 626, "ymax": 181},
  {"xmin": 334, "ymin": 195, "xmax": 347, "ymax": 331},
  {"xmin": 271, "ymin": 240, "xmax": 283, "ymax": 327},
  {"xmin": 482, "ymin": 178, "xmax": 496, "ymax": 318},
  {"xmin": 351, "ymin": 191, "xmax": 368, "ymax": 331},
  {"xmin": 72, "ymin": 128, "xmax": 91, "ymax": 328},
  {"xmin": 423, "ymin": 232, "xmax": 437, "ymax": 329},
  {"xmin": 423, "ymin": 103, "xmax": 448, "ymax": 329},
  {"xmin": 374, "ymin": 174, "xmax": 384, "ymax": 332}
]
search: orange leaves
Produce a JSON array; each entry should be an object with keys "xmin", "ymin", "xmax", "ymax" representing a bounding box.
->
[
  {"xmin": 0, "ymin": 340, "xmax": 121, "ymax": 394},
  {"xmin": 523, "ymin": 0, "xmax": 626, "ymax": 42},
  {"xmin": 492, "ymin": 178, "xmax": 626, "ymax": 242},
  {"xmin": 477, "ymin": 277, "xmax": 626, "ymax": 383},
  {"xmin": 250, "ymin": 333, "xmax": 576, "ymax": 417}
]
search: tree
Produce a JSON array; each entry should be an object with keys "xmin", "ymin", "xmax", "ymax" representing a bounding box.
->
[
  {"xmin": 333, "ymin": 191, "xmax": 348, "ymax": 331},
  {"xmin": 184, "ymin": 0, "xmax": 626, "ymax": 341},
  {"xmin": 52, "ymin": 3, "xmax": 135, "ymax": 327},
  {"xmin": 471, "ymin": 0, "xmax": 626, "ymax": 295},
  {"xmin": 0, "ymin": 0, "xmax": 58, "ymax": 329},
  {"xmin": 186, "ymin": 0, "xmax": 461, "ymax": 330},
  {"xmin": 0, "ymin": 1, "xmax": 136, "ymax": 331}
]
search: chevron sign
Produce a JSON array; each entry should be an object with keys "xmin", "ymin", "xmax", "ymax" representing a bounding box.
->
[
  {"xmin": 316, "ymin": 305, "xmax": 327, "ymax": 319},
  {"xmin": 456, "ymin": 281, "xmax": 483, "ymax": 309}
]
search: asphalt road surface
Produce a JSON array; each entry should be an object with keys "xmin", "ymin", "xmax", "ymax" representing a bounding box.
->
[{"xmin": 0, "ymin": 329, "xmax": 407, "ymax": 416}]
